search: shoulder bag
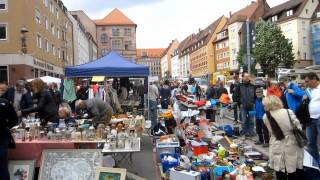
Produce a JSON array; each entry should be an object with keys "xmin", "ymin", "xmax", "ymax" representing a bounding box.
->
[{"xmin": 286, "ymin": 109, "xmax": 307, "ymax": 148}]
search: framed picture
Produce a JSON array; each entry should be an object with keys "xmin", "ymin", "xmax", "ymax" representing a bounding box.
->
[
  {"xmin": 9, "ymin": 160, "xmax": 35, "ymax": 180},
  {"xmin": 95, "ymin": 167, "xmax": 126, "ymax": 180},
  {"xmin": 39, "ymin": 149, "xmax": 102, "ymax": 180}
]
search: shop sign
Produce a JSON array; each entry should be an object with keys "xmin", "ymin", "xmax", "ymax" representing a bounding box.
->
[{"xmin": 33, "ymin": 59, "xmax": 54, "ymax": 71}]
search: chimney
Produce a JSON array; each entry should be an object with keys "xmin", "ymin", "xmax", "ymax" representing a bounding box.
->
[
  {"xmin": 229, "ymin": 11, "xmax": 232, "ymax": 18},
  {"xmin": 198, "ymin": 28, "xmax": 201, "ymax": 33}
]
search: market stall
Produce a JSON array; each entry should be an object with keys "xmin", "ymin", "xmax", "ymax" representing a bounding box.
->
[
  {"xmin": 8, "ymin": 51, "xmax": 149, "ymax": 179},
  {"xmin": 154, "ymin": 93, "xmax": 273, "ymax": 180}
]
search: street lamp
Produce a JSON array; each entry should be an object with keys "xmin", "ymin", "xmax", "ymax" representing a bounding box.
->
[{"xmin": 20, "ymin": 26, "xmax": 29, "ymax": 54}]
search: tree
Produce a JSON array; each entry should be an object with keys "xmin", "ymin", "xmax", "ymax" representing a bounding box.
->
[{"xmin": 253, "ymin": 20, "xmax": 294, "ymax": 77}]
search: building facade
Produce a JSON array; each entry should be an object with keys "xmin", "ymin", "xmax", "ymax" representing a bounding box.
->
[
  {"xmin": 171, "ymin": 49, "xmax": 180, "ymax": 79},
  {"xmin": 185, "ymin": 16, "xmax": 227, "ymax": 83},
  {"xmin": 70, "ymin": 10, "xmax": 97, "ymax": 61},
  {"xmin": 68, "ymin": 12, "xmax": 89, "ymax": 65},
  {"xmin": 0, "ymin": 0, "xmax": 73, "ymax": 85},
  {"xmin": 263, "ymin": 0, "xmax": 319, "ymax": 68},
  {"xmin": 160, "ymin": 39, "xmax": 179, "ymax": 79},
  {"xmin": 213, "ymin": 26, "xmax": 230, "ymax": 75},
  {"xmin": 94, "ymin": 8, "xmax": 137, "ymax": 61},
  {"xmin": 136, "ymin": 48, "xmax": 165, "ymax": 78},
  {"xmin": 311, "ymin": 3, "xmax": 320, "ymax": 65},
  {"xmin": 228, "ymin": 0, "xmax": 268, "ymax": 73},
  {"xmin": 178, "ymin": 35, "xmax": 193, "ymax": 79}
]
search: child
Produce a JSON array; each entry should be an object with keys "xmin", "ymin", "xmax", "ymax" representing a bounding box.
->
[{"xmin": 255, "ymin": 88, "xmax": 269, "ymax": 147}]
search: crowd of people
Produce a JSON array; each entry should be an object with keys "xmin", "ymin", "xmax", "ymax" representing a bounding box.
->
[
  {"xmin": 148, "ymin": 72, "xmax": 320, "ymax": 179},
  {"xmin": 0, "ymin": 78, "xmax": 114, "ymax": 179},
  {"xmin": 0, "ymin": 71, "xmax": 319, "ymax": 179}
]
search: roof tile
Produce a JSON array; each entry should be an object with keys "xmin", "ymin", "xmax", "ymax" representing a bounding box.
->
[{"xmin": 94, "ymin": 8, "xmax": 136, "ymax": 26}]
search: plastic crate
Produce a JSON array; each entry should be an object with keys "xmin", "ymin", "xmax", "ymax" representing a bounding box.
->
[{"xmin": 160, "ymin": 153, "xmax": 180, "ymax": 173}]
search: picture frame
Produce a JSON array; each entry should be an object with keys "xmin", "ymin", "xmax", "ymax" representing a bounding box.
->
[
  {"xmin": 39, "ymin": 149, "xmax": 102, "ymax": 180},
  {"xmin": 95, "ymin": 167, "xmax": 126, "ymax": 180},
  {"xmin": 9, "ymin": 160, "xmax": 35, "ymax": 180}
]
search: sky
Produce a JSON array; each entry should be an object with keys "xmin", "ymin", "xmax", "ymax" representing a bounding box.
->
[{"xmin": 63, "ymin": 0, "xmax": 287, "ymax": 48}]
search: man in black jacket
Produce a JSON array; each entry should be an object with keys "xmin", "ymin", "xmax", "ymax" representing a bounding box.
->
[
  {"xmin": 230, "ymin": 75, "xmax": 241, "ymax": 122},
  {"xmin": 4, "ymin": 80, "xmax": 33, "ymax": 111},
  {"xmin": 235, "ymin": 73, "xmax": 256, "ymax": 136},
  {"xmin": 0, "ymin": 98, "xmax": 18, "ymax": 180}
]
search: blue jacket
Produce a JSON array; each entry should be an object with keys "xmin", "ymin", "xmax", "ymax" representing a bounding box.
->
[
  {"xmin": 285, "ymin": 83, "xmax": 304, "ymax": 112},
  {"xmin": 255, "ymin": 98, "xmax": 265, "ymax": 120}
]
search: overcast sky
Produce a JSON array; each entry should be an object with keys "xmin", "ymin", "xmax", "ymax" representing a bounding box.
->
[{"xmin": 63, "ymin": 0, "xmax": 287, "ymax": 48}]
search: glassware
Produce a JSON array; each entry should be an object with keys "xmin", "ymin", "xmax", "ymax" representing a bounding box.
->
[{"xmin": 58, "ymin": 119, "xmax": 67, "ymax": 131}]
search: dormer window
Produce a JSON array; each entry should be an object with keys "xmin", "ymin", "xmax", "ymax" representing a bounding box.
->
[
  {"xmin": 271, "ymin": 15, "xmax": 278, "ymax": 22},
  {"xmin": 286, "ymin": 10, "xmax": 293, "ymax": 16}
]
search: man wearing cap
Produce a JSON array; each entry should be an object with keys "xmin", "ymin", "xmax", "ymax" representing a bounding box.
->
[{"xmin": 76, "ymin": 98, "xmax": 113, "ymax": 125}]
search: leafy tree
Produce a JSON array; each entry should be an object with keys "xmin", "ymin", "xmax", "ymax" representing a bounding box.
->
[{"xmin": 253, "ymin": 20, "xmax": 294, "ymax": 77}]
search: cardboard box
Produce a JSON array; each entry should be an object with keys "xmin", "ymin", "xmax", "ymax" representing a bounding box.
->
[{"xmin": 170, "ymin": 169, "xmax": 201, "ymax": 180}]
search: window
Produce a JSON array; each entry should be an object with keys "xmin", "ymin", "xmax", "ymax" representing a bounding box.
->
[
  {"xmin": 100, "ymin": 33, "xmax": 108, "ymax": 43},
  {"xmin": 61, "ymin": 30, "xmax": 65, "ymax": 40},
  {"xmin": 57, "ymin": 48, "xmax": 60, "ymax": 58},
  {"xmin": 101, "ymin": 49, "xmax": 108, "ymax": 55},
  {"xmin": 102, "ymin": 27, "xmax": 106, "ymax": 31},
  {"xmin": 303, "ymin": 36, "xmax": 307, "ymax": 45},
  {"xmin": 124, "ymin": 28, "xmax": 131, "ymax": 36},
  {"xmin": 271, "ymin": 15, "xmax": 277, "ymax": 22},
  {"xmin": 57, "ymin": 28, "xmax": 60, "ymax": 39},
  {"xmin": 112, "ymin": 28, "xmax": 120, "ymax": 36},
  {"xmin": 45, "ymin": 16, "xmax": 48, "ymax": 30},
  {"xmin": 305, "ymin": 9, "xmax": 308, "ymax": 14},
  {"xmin": 0, "ymin": 0, "xmax": 7, "ymax": 10},
  {"xmin": 125, "ymin": 41, "xmax": 132, "ymax": 50},
  {"xmin": 286, "ymin": 10, "xmax": 293, "ymax": 16},
  {"xmin": 44, "ymin": 39, "xmax": 49, "ymax": 52},
  {"xmin": 112, "ymin": 39, "xmax": 121, "ymax": 49},
  {"xmin": 43, "ymin": 0, "xmax": 48, "ymax": 7},
  {"xmin": 302, "ymin": 21, "xmax": 306, "ymax": 30},
  {"xmin": 65, "ymin": 21, "xmax": 68, "ymax": 30},
  {"xmin": 56, "ymin": 7, "xmax": 59, "ymax": 19},
  {"xmin": 36, "ymin": 33, "xmax": 42, "ymax": 48},
  {"xmin": 51, "ymin": 24, "xmax": 54, "ymax": 35},
  {"xmin": 35, "ymin": 9, "xmax": 41, "ymax": 24},
  {"xmin": 49, "ymin": 2, "xmax": 53, "ymax": 13},
  {"xmin": 52, "ymin": 44, "xmax": 55, "ymax": 56},
  {"xmin": 0, "ymin": 24, "xmax": 7, "ymax": 40},
  {"xmin": 62, "ymin": 50, "xmax": 65, "ymax": 61}
]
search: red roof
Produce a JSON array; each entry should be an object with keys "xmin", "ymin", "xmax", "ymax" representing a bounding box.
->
[
  {"xmin": 94, "ymin": 8, "xmax": 136, "ymax": 26},
  {"xmin": 136, "ymin": 48, "xmax": 166, "ymax": 59},
  {"xmin": 228, "ymin": 2, "xmax": 259, "ymax": 24}
]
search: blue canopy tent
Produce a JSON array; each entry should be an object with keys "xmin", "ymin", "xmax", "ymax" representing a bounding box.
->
[{"xmin": 64, "ymin": 51, "xmax": 149, "ymax": 77}]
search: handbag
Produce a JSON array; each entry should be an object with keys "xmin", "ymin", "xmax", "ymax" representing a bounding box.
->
[
  {"xmin": 295, "ymin": 99, "xmax": 310, "ymax": 129},
  {"xmin": 286, "ymin": 109, "xmax": 307, "ymax": 148}
]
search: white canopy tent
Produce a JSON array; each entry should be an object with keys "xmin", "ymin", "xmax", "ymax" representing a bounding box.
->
[{"xmin": 27, "ymin": 76, "xmax": 61, "ymax": 85}]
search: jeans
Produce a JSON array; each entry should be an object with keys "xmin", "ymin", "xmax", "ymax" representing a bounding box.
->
[
  {"xmin": 0, "ymin": 138, "xmax": 9, "ymax": 180},
  {"xmin": 256, "ymin": 119, "xmax": 269, "ymax": 143},
  {"xmin": 306, "ymin": 118, "xmax": 320, "ymax": 162},
  {"xmin": 148, "ymin": 100, "xmax": 158, "ymax": 128},
  {"xmin": 240, "ymin": 107, "xmax": 255, "ymax": 136}
]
